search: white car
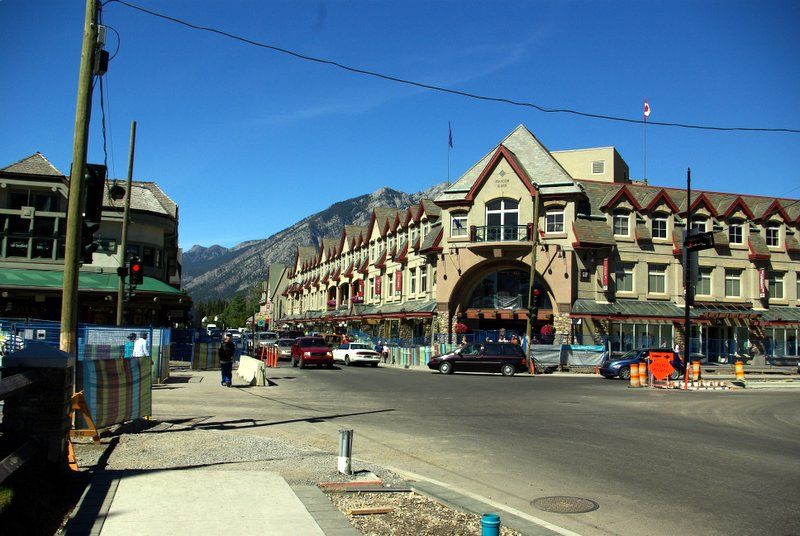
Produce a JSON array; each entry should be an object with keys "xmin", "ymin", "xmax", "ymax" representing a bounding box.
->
[{"xmin": 332, "ymin": 343, "xmax": 381, "ymax": 367}]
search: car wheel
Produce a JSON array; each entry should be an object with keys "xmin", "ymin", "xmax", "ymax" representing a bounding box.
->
[
  {"xmin": 669, "ymin": 368, "xmax": 682, "ymax": 381},
  {"xmin": 344, "ymin": 355, "xmax": 351, "ymax": 366},
  {"xmin": 618, "ymin": 366, "xmax": 630, "ymax": 380},
  {"xmin": 371, "ymin": 362, "xmax": 378, "ymax": 368},
  {"xmin": 326, "ymin": 362, "xmax": 333, "ymax": 368},
  {"xmin": 501, "ymin": 364, "xmax": 516, "ymax": 377},
  {"xmin": 439, "ymin": 361, "xmax": 453, "ymax": 374}
]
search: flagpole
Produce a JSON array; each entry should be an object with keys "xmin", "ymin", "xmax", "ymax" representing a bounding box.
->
[
  {"xmin": 643, "ymin": 117, "xmax": 647, "ymax": 183},
  {"xmin": 447, "ymin": 121, "xmax": 452, "ymax": 185}
]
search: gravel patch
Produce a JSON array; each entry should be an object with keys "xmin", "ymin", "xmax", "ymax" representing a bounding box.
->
[{"xmin": 329, "ymin": 491, "xmax": 522, "ymax": 535}]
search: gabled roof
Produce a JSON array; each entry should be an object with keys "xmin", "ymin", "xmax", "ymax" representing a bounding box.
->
[
  {"xmin": 1, "ymin": 152, "xmax": 65, "ymax": 177},
  {"xmin": 601, "ymin": 185, "xmax": 642, "ymax": 211},
  {"xmin": 758, "ymin": 199, "xmax": 791, "ymax": 223},
  {"xmin": 436, "ymin": 124, "xmax": 573, "ymax": 204},
  {"xmin": 721, "ymin": 196, "xmax": 755, "ymax": 220},
  {"xmin": 420, "ymin": 198, "xmax": 441, "ymax": 219},
  {"xmin": 644, "ymin": 189, "xmax": 680, "ymax": 213},
  {"xmin": 463, "ymin": 145, "xmax": 536, "ymax": 203},
  {"xmin": 419, "ymin": 223, "xmax": 443, "ymax": 253},
  {"xmin": 685, "ymin": 192, "xmax": 719, "ymax": 217}
]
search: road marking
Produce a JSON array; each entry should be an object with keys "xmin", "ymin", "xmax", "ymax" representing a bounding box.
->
[{"xmin": 388, "ymin": 466, "xmax": 583, "ymax": 536}]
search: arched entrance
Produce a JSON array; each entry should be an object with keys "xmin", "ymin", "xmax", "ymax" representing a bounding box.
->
[{"xmin": 448, "ymin": 260, "xmax": 556, "ymax": 342}]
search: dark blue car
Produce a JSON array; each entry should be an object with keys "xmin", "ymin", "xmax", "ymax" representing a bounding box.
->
[{"xmin": 600, "ymin": 348, "xmax": 685, "ymax": 380}]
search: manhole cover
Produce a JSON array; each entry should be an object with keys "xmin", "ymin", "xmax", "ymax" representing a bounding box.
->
[{"xmin": 531, "ymin": 496, "xmax": 599, "ymax": 514}]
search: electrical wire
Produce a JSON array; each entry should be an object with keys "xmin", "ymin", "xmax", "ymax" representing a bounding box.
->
[{"xmin": 101, "ymin": 0, "xmax": 800, "ymax": 135}]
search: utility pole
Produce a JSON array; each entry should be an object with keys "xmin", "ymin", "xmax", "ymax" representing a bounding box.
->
[
  {"xmin": 525, "ymin": 188, "xmax": 541, "ymax": 374},
  {"xmin": 116, "ymin": 121, "xmax": 137, "ymax": 325},
  {"xmin": 683, "ymin": 167, "xmax": 692, "ymax": 379},
  {"xmin": 60, "ymin": 0, "xmax": 99, "ymax": 354}
]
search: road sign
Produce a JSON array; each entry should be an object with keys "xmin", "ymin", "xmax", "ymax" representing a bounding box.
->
[
  {"xmin": 684, "ymin": 231, "xmax": 715, "ymax": 252},
  {"xmin": 649, "ymin": 353, "xmax": 675, "ymax": 381},
  {"xmin": 257, "ymin": 319, "xmax": 265, "ymax": 327}
]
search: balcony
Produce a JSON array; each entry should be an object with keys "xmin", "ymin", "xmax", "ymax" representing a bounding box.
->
[{"xmin": 469, "ymin": 225, "xmax": 532, "ymax": 249}]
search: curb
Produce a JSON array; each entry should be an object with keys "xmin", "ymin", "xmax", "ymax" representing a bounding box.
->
[
  {"xmin": 291, "ymin": 484, "xmax": 360, "ymax": 536},
  {"xmin": 60, "ymin": 470, "xmax": 123, "ymax": 535},
  {"xmin": 389, "ymin": 467, "xmax": 580, "ymax": 536}
]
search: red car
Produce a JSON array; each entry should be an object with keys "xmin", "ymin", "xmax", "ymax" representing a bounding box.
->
[{"xmin": 291, "ymin": 337, "xmax": 334, "ymax": 368}]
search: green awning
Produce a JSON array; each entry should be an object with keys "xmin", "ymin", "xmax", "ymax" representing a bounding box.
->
[{"xmin": 0, "ymin": 268, "xmax": 186, "ymax": 295}]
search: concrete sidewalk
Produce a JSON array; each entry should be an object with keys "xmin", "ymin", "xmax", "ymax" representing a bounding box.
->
[{"xmin": 64, "ymin": 469, "xmax": 355, "ymax": 535}]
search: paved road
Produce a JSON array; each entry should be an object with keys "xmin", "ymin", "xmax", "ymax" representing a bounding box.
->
[{"xmin": 158, "ymin": 365, "xmax": 800, "ymax": 536}]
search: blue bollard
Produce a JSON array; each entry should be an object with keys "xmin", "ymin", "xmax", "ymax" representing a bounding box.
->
[{"xmin": 481, "ymin": 513, "xmax": 501, "ymax": 536}]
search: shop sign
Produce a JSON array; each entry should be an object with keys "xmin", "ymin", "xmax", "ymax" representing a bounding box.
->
[
  {"xmin": 357, "ymin": 279, "xmax": 364, "ymax": 296},
  {"xmin": 375, "ymin": 276, "xmax": 382, "ymax": 295},
  {"xmin": 395, "ymin": 270, "xmax": 402, "ymax": 293},
  {"xmin": 602, "ymin": 258, "xmax": 609, "ymax": 291},
  {"xmin": 758, "ymin": 268, "xmax": 766, "ymax": 298}
]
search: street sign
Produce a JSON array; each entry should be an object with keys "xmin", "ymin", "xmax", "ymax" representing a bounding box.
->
[
  {"xmin": 257, "ymin": 319, "xmax": 265, "ymax": 327},
  {"xmin": 684, "ymin": 231, "xmax": 715, "ymax": 252}
]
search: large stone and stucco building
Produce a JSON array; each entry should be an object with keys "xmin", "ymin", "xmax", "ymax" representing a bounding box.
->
[
  {"xmin": 278, "ymin": 125, "xmax": 800, "ymax": 361},
  {"xmin": 0, "ymin": 152, "xmax": 190, "ymax": 325}
]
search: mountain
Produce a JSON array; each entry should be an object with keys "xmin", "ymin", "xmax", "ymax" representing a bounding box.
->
[{"xmin": 183, "ymin": 183, "xmax": 447, "ymax": 302}]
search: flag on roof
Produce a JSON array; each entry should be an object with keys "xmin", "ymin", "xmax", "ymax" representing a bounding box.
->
[
  {"xmin": 643, "ymin": 99, "xmax": 651, "ymax": 119},
  {"xmin": 448, "ymin": 121, "xmax": 453, "ymax": 148}
]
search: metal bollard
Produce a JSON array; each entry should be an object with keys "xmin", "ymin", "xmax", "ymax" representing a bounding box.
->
[
  {"xmin": 638, "ymin": 361, "xmax": 648, "ymax": 387},
  {"xmin": 338, "ymin": 429, "xmax": 353, "ymax": 475},
  {"xmin": 735, "ymin": 361, "xmax": 745, "ymax": 381},
  {"xmin": 480, "ymin": 513, "xmax": 501, "ymax": 536}
]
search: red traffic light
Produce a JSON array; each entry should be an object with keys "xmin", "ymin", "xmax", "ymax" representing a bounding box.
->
[
  {"xmin": 131, "ymin": 263, "xmax": 141, "ymax": 272},
  {"xmin": 532, "ymin": 289, "xmax": 541, "ymax": 296}
]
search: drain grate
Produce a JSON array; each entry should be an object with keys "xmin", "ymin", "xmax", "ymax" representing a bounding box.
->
[{"xmin": 531, "ymin": 496, "xmax": 599, "ymax": 514}]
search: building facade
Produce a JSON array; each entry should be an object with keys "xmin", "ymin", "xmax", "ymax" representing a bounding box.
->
[
  {"xmin": 0, "ymin": 152, "xmax": 190, "ymax": 325},
  {"xmin": 279, "ymin": 125, "xmax": 800, "ymax": 362}
]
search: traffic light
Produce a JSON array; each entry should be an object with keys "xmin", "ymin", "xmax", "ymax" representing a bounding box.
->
[
  {"xmin": 530, "ymin": 288, "xmax": 541, "ymax": 317},
  {"xmin": 80, "ymin": 164, "xmax": 106, "ymax": 264},
  {"xmin": 129, "ymin": 257, "xmax": 144, "ymax": 285}
]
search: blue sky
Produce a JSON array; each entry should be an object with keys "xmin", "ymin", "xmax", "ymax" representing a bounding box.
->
[{"xmin": 2, "ymin": 0, "xmax": 799, "ymax": 249}]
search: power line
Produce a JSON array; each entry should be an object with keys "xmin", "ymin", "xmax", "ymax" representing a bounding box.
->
[{"xmin": 102, "ymin": 0, "xmax": 800, "ymax": 135}]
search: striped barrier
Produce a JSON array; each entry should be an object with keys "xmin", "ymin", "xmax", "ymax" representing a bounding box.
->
[
  {"xmin": 735, "ymin": 361, "xmax": 745, "ymax": 381},
  {"xmin": 638, "ymin": 361, "xmax": 648, "ymax": 387},
  {"xmin": 77, "ymin": 356, "xmax": 152, "ymax": 429},
  {"xmin": 629, "ymin": 365, "xmax": 640, "ymax": 388},
  {"xmin": 691, "ymin": 361, "xmax": 701, "ymax": 381}
]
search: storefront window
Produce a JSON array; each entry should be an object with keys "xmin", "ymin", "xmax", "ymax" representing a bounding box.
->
[{"xmin": 466, "ymin": 269, "xmax": 550, "ymax": 310}]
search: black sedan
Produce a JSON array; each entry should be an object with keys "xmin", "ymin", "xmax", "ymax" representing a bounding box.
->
[{"xmin": 428, "ymin": 342, "xmax": 532, "ymax": 376}]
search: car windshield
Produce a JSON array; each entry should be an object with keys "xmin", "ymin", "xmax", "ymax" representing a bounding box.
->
[
  {"xmin": 277, "ymin": 339, "xmax": 294, "ymax": 347},
  {"xmin": 299, "ymin": 338, "xmax": 325, "ymax": 347},
  {"xmin": 618, "ymin": 350, "xmax": 641, "ymax": 360}
]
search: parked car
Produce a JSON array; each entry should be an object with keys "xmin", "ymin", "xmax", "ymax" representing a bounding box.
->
[
  {"xmin": 427, "ymin": 342, "xmax": 530, "ymax": 376},
  {"xmin": 275, "ymin": 338, "xmax": 295, "ymax": 360},
  {"xmin": 208, "ymin": 329, "xmax": 222, "ymax": 340},
  {"xmin": 279, "ymin": 330, "xmax": 304, "ymax": 340},
  {"xmin": 257, "ymin": 331, "xmax": 279, "ymax": 348},
  {"xmin": 599, "ymin": 348, "xmax": 685, "ymax": 380},
  {"xmin": 291, "ymin": 337, "xmax": 334, "ymax": 368},
  {"xmin": 321, "ymin": 334, "xmax": 343, "ymax": 348},
  {"xmin": 333, "ymin": 343, "xmax": 381, "ymax": 367},
  {"xmin": 225, "ymin": 329, "xmax": 242, "ymax": 341}
]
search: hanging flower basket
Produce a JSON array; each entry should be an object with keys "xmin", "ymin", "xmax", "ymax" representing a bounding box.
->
[
  {"xmin": 327, "ymin": 299, "xmax": 336, "ymax": 307},
  {"xmin": 454, "ymin": 322, "xmax": 469, "ymax": 334},
  {"xmin": 351, "ymin": 295, "xmax": 364, "ymax": 303},
  {"xmin": 540, "ymin": 324, "xmax": 555, "ymax": 337}
]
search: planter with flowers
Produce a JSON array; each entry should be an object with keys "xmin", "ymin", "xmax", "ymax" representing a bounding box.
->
[
  {"xmin": 351, "ymin": 295, "xmax": 364, "ymax": 304},
  {"xmin": 540, "ymin": 324, "xmax": 555, "ymax": 344},
  {"xmin": 454, "ymin": 322, "xmax": 469, "ymax": 334}
]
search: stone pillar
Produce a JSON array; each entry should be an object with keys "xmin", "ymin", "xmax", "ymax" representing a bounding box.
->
[
  {"xmin": 553, "ymin": 312, "xmax": 572, "ymax": 342},
  {"xmin": 1, "ymin": 344, "xmax": 75, "ymax": 465}
]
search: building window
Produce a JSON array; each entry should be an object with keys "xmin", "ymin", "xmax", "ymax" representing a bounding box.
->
[
  {"xmin": 768, "ymin": 272, "xmax": 784, "ymax": 300},
  {"xmin": 613, "ymin": 212, "xmax": 630, "ymax": 236},
  {"xmin": 765, "ymin": 224, "xmax": 780, "ymax": 247},
  {"xmin": 648, "ymin": 264, "xmax": 666, "ymax": 294},
  {"xmin": 725, "ymin": 269, "xmax": 741, "ymax": 298},
  {"xmin": 697, "ymin": 268, "xmax": 712, "ymax": 296},
  {"xmin": 652, "ymin": 215, "xmax": 668, "ymax": 239},
  {"xmin": 451, "ymin": 213, "xmax": 468, "ymax": 237},
  {"xmin": 690, "ymin": 217, "xmax": 708, "ymax": 234},
  {"xmin": 485, "ymin": 199, "xmax": 519, "ymax": 239},
  {"xmin": 728, "ymin": 222, "xmax": 743, "ymax": 245},
  {"xmin": 615, "ymin": 262, "xmax": 634, "ymax": 292},
  {"xmin": 592, "ymin": 161, "xmax": 605, "ymax": 174},
  {"xmin": 422, "ymin": 222, "xmax": 430, "ymax": 239},
  {"xmin": 410, "ymin": 267, "xmax": 416, "ymax": 294},
  {"xmin": 545, "ymin": 209, "xmax": 565, "ymax": 234},
  {"xmin": 420, "ymin": 266, "xmax": 428, "ymax": 292}
]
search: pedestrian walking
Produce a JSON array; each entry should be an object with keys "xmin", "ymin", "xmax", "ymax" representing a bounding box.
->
[
  {"xmin": 218, "ymin": 333, "xmax": 236, "ymax": 387},
  {"xmin": 132, "ymin": 332, "xmax": 150, "ymax": 358},
  {"xmin": 124, "ymin": 332, "xmax": 137, "ymax": 358},
  {"xmin": 375, "ymin": 340, "xmax": 385, "ymax": 362}
]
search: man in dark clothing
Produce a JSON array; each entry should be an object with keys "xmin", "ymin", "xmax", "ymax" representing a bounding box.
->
[{"xmin": 218, "ymin": 333, "xmax": 236, "ymax": 387}]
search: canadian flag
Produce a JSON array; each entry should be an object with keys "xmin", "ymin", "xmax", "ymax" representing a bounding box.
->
[{"xmin": 643, "ymin": 99, "xmax": 651, "ymax": 119}]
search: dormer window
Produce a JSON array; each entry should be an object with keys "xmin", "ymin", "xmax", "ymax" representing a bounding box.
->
[
  {"xmin": 545, "ymin": 209, "xmax": 565, "ymax": 234},
  {"xmin": 766, "ymin": 223, "xmax": 780, "ymax": 247},
  {"xmin": 613, "ymin": 211, "xmax": 630, "ymax": 236},
  {"xmin": 451, "ymin": 212, "xmax": 468, "ymax": 237},
  {"xmin": 652, "ymin": 214, "xmax": 668, "ymax": 239},
  {"xmin": 728, "ymin": 221, "xmax": 743, "ymax": 244},
  {"xmin": 690, "ymin": 217, "xmax": 708, "ymax": 234}
]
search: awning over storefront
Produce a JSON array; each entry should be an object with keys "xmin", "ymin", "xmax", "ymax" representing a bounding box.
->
[
  {"xmin": 0, "ymin": 268, "xmax": 186, "ymax": 295},
  {"xmin": 761, "ymin": 307, "xmax": 800, "ymax": 325},
  {"xmin": 571, "ymin": 299, "xmax": 684, "ymax": 321},
  {"xmin": 280, "ymin": 300, "xmax": 438, "ymax": 324},
  {"xmin": 693, "ymin": 302, "xmax": 761, "ymax": 320}
]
